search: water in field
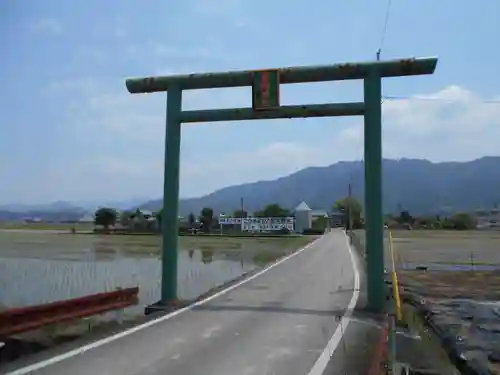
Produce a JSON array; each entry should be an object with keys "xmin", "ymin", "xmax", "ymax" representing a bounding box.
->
[
  {"xmin": 400, "ymin": 263, "xmax": 500, "ymax": 271},
  {"xmin": 0, "ymin": 232, "xmax": 305, "ymax": 315}
]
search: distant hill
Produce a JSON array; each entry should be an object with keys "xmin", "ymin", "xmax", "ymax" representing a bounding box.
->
[
  {"xmin": 0, "ymin": 197, "xmax": 150, "ymax": 220},
  {"xmin": 0, "ymin": 198, "xmax": 151, "ymax": 221},
  {"xmin": 140, "ymin": 157, "xmax": 500, "ymax": 216},
  {"xmin": 0, "ymin": 201, "xmax": 83, "ymax": 213},
  {"xmin": 72, "ymin": 197, "xmax": 151, "ymax": 212},
  {"xmin": 0, "ymin": 201, "xmax": 87, "ymax": 222}
]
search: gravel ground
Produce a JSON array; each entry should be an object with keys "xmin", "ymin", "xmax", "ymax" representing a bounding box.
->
[{"xmin": 354, "ymin": 229, "xmax": 500, "ymax": 374}]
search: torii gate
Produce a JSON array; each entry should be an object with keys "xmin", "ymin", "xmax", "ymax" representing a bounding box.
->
[{"xmin": 125, "ymin": 56, "xmax": 438, "ymax": 313}]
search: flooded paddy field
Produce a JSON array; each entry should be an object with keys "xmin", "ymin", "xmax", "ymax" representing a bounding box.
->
[
  {"xmin": 0, "ymin": 231, "xmax": 317, "ymax": 363},
  {"xmin": 354, "ymin": 229, "xmax": 500, "ymax": 374},
  {"xmin": 388, "ymin": 230, "xmax": 500, "ymax": 271},
  {"xmin": 0, "ymin": 232, "xmax": 315, "ymax": 313}
]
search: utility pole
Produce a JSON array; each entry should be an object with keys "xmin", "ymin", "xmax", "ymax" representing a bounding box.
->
[
  {"xmin": 348, "ymin": 181, "xmax": 353, "ymax": 236},
  {"xmin": 240, "ymin": 197, "xmax": 245, "ymax": 233}
]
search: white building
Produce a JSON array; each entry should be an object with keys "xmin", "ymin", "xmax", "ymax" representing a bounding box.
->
[
  {"xmin": 78, "ymin": 214, "xmax": 94, "ymax": 223},
  {"xmin": 474, "ymin": 208, "xmax": 500, "ymax": 229},
  {"xmin": 218, "ymin": 216, "xmax": 294, "ymax": 232},
  {"xmin": 293, "ymin": 201, "xmax": 312, "ymax": 233}
]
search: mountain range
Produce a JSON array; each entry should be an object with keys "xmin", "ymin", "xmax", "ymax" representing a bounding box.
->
[
  {"xmin": 141, "ymin": 156, "xmax": 500, "ymax": 216},
  {"xmin": 0, "ymin": 198, "xmax": 148, "ymax": 221},
  {"xmin": 2, "ymin": 157, "xmax": 499, "ymax": 220}
]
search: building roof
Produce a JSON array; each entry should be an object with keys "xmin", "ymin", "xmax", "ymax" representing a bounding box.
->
[
  {"xmin": 311, "ymin": 210, "xmax": 328, "ymax": 217},
  {"xmin": 79, "ymin": 214, "xmax": 94, "ymax": 222},
  {"xmin": 330, "ymin": 209, "xmax": 344, "ymax": 216},
  {"xmin": 294, "ymin": 201, "xmax": 312, "ymax": 212},
  {"xmin": 138, "ymin": 209, "xmax": 154, "ymax": 216}
]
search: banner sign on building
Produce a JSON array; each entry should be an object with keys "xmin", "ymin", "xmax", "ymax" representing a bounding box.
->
[{"xmin": 218, "ymin": 216, "xmax": 294, "ymax": 232}]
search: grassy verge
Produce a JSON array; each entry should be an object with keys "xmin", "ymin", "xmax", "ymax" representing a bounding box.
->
[
  {"xmin": 179, "ymin": 232, "xmax": 304, "ymax": 238},
  {"xmin": 401, "ymin": 303, "xmax": 458, "ymax": 374},
  {"xmin": 80, "ymin": 231, "xmax": 307, "ymax": 239},
  {"xmin": 0, "ymin": 223, "xmax": 94, "ymax": 231}
]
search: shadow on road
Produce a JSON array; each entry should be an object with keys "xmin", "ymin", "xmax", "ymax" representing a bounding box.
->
[{"xmin": 193, "ymin": 303, "xmax": 386, "ymax": 324}]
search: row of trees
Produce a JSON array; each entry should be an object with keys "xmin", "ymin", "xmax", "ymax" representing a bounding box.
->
[
  {"xmin": 385, "ymin": 210, "xmax": 475, "ymax": 230},
  {"xmin": 184, "ymin": 204, "xmax": 293, "ymax": 233},
  {"xmin": 92, "ymin": 203, "xmax": 295, "ymax": 231},
  {"xmin": 331, "ymin": 197, "xmax": 476, "ymax": 230},
  {"xmin": 93, "ymin": 198, "xmax": 476, "ymax": 232}
]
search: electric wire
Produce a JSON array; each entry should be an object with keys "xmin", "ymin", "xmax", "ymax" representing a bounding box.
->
[
  {"xmin": 382, "ymin": 95, "xmax": 500, "ymax": 104},
  {"xmin": 376, "ymin": 0, "xmax": 393, "ymax": 60}
]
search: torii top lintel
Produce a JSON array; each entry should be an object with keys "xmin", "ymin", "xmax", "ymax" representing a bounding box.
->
[{"xmin": 125, "ymin": 56, "xmax": 438, "ymax": 94}]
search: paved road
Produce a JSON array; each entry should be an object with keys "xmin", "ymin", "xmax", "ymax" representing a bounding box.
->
[{"xmin": 3, "ymin": 230, "xmax": 367, "ymax": 375}]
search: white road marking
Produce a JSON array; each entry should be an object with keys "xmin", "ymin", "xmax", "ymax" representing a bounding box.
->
[
  {"xmin": 306, "ymin": 230, "xmax": 361, "ymax": 375},
  {"xmin": 5, "ymin": 235, "xmax": 325, "ymax": 375}
]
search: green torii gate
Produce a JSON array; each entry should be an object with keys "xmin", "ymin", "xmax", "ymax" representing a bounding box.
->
[{"xmin": 125, "ymin": 56, "xmax": 438, "ymax": 313}]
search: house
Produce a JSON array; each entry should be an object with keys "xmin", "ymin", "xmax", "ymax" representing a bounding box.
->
[
  {"xmin": 311, "ymin": 209, "xmax": 329, "ymax": 218},
  {"xmin": 78, "ymin": 214, "xmax": 94, "ymax": 223},
  {"xmin": 123, "ymin": 209, "xmax": 159, "ymax": 231},
  {"xmin": 329, "ymin": 209, "xmax": 344, "ymax": 227},
  {"xmin": 474, "ymin": 208, "xmax": 500, "ymax": 229}
]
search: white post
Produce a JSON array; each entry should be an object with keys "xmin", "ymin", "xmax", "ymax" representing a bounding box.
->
[{"xmin": 219, "ymin": 213, "xmax": 225, "ymax": 235}]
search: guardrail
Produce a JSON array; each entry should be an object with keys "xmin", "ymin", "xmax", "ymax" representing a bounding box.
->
[{"xmin": 0, "ymin": 287, "xmax": 139, "ymax": 336}]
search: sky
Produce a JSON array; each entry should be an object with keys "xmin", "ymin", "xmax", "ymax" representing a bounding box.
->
[{"xmin": 1, "ymin": 0, "xmax": 499, "ymax": 205}]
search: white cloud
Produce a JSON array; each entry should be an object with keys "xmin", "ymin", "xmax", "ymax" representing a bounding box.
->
[
  {"xmin": 34, "ymin": 80, "xmax": 500, "ymax": 201},
  {"xmin": 176, "ymin": 85, "xmax": 500, "ymax": 195},
  {"xmin": 75, "ymin": 46, "xmax": 108, "ymax": 64},
  {"xmin": 190, "ymin": 0, "xmax": 252, "ymax": 29},
  {"xmin": 381, "ymin": 85, "xmax": 500, "ymax": 161},
  {"xmin": 43, "ymin": 77, "xmax": 99, "ymax": 95},
  {"xmin": 27, "ymin": 18, "xmax": 62, "ymax": 35},
  {"xmin": 179, "ymin": 136, "xmax": 361, "ymax": 196},
  {"xmin": 113, "ymin": 27, "xmax": 127, "ymax": 39}
]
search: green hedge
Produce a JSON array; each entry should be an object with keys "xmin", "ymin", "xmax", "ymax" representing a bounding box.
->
[{"xmin": 302, "ymin": 228, "xmax": 325, "ymax": 235}]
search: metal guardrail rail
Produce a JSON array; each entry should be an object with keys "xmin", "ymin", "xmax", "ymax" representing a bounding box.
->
[{"xmin": 0, "ymin": 287, "xmax": 139, "ymax": 336}]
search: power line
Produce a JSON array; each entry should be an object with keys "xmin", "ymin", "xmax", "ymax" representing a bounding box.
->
[
  {"xmin": 376, "ymin": 0, "xmax": 393, "ymax": 60},
  {"xmin": 382, "ymin": 95, "xmax": 500, "ymax": 104}
]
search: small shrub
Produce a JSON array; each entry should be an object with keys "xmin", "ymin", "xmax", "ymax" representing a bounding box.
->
[
  {"xmin": 302, "ymin": 228, "xmax": 324, "ymax": 235},
  {"xmin": 277, "ymin": 228, "xmax": 291, "ymax": 235}
]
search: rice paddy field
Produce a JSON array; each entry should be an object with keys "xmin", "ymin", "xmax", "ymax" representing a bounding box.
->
[
  {"xmin": 0, "ymin": 231, "xmax": 315, "ymax": 312},
  {"xmin": 354, "ymin": 229, "xmax": 500, "ymax": 374},
  {"xmin": 0, "ymin": 230, "xmax": 317, "ymax": 362}
]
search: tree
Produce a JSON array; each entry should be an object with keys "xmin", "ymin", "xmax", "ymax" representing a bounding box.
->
[
  {"xmin": 255, "ymin": 203, "xmax": 291, "ymax": 218},
  {"xmin": 199, "ymin": 207, "xmax": 214, "ymax": 232},
  {"xmin": 119, "ymin": 211, "xmax": 134, "ymax": 227},
  {"xmin": 155, "ymin": 209, "xmax": 163, "ymax": 229},
  {"xmin": 94, "ymin": 207, "xmax": 118, "ymax": 229},
  {"xmin": 416, "ymin": 215, "xmax": 438, "ymax": 229},
  {"xmin": 312, "ymin": 216, "xmax": 328, "ymax": 230},
  {"xmin": 188, "ymin": 212, "xmax": 196, "ymax": 228},
  {"xmin": 397, "ymin": 210, "xmax": 414, "ymax": 225},
  {"xmin": 333, "ymin": 197, "xmax": 363, "ymax": 229},
  {"xmin": 450, "ymin": 212, "xmax": 475, "ymax": 230},
  {"xmin": 233, "ymin": 209, "xmax": 248, "ymax": 218}
]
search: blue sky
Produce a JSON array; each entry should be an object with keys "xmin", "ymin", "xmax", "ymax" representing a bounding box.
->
[{"xmin": 2, "ymin": 0, "xmax": 499, "ymax": 205}]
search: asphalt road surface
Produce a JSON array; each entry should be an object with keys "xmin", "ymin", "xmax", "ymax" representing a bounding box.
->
[{"xmin": 3, "ymin": 230, "xmax": 373, "ymax": 375}]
